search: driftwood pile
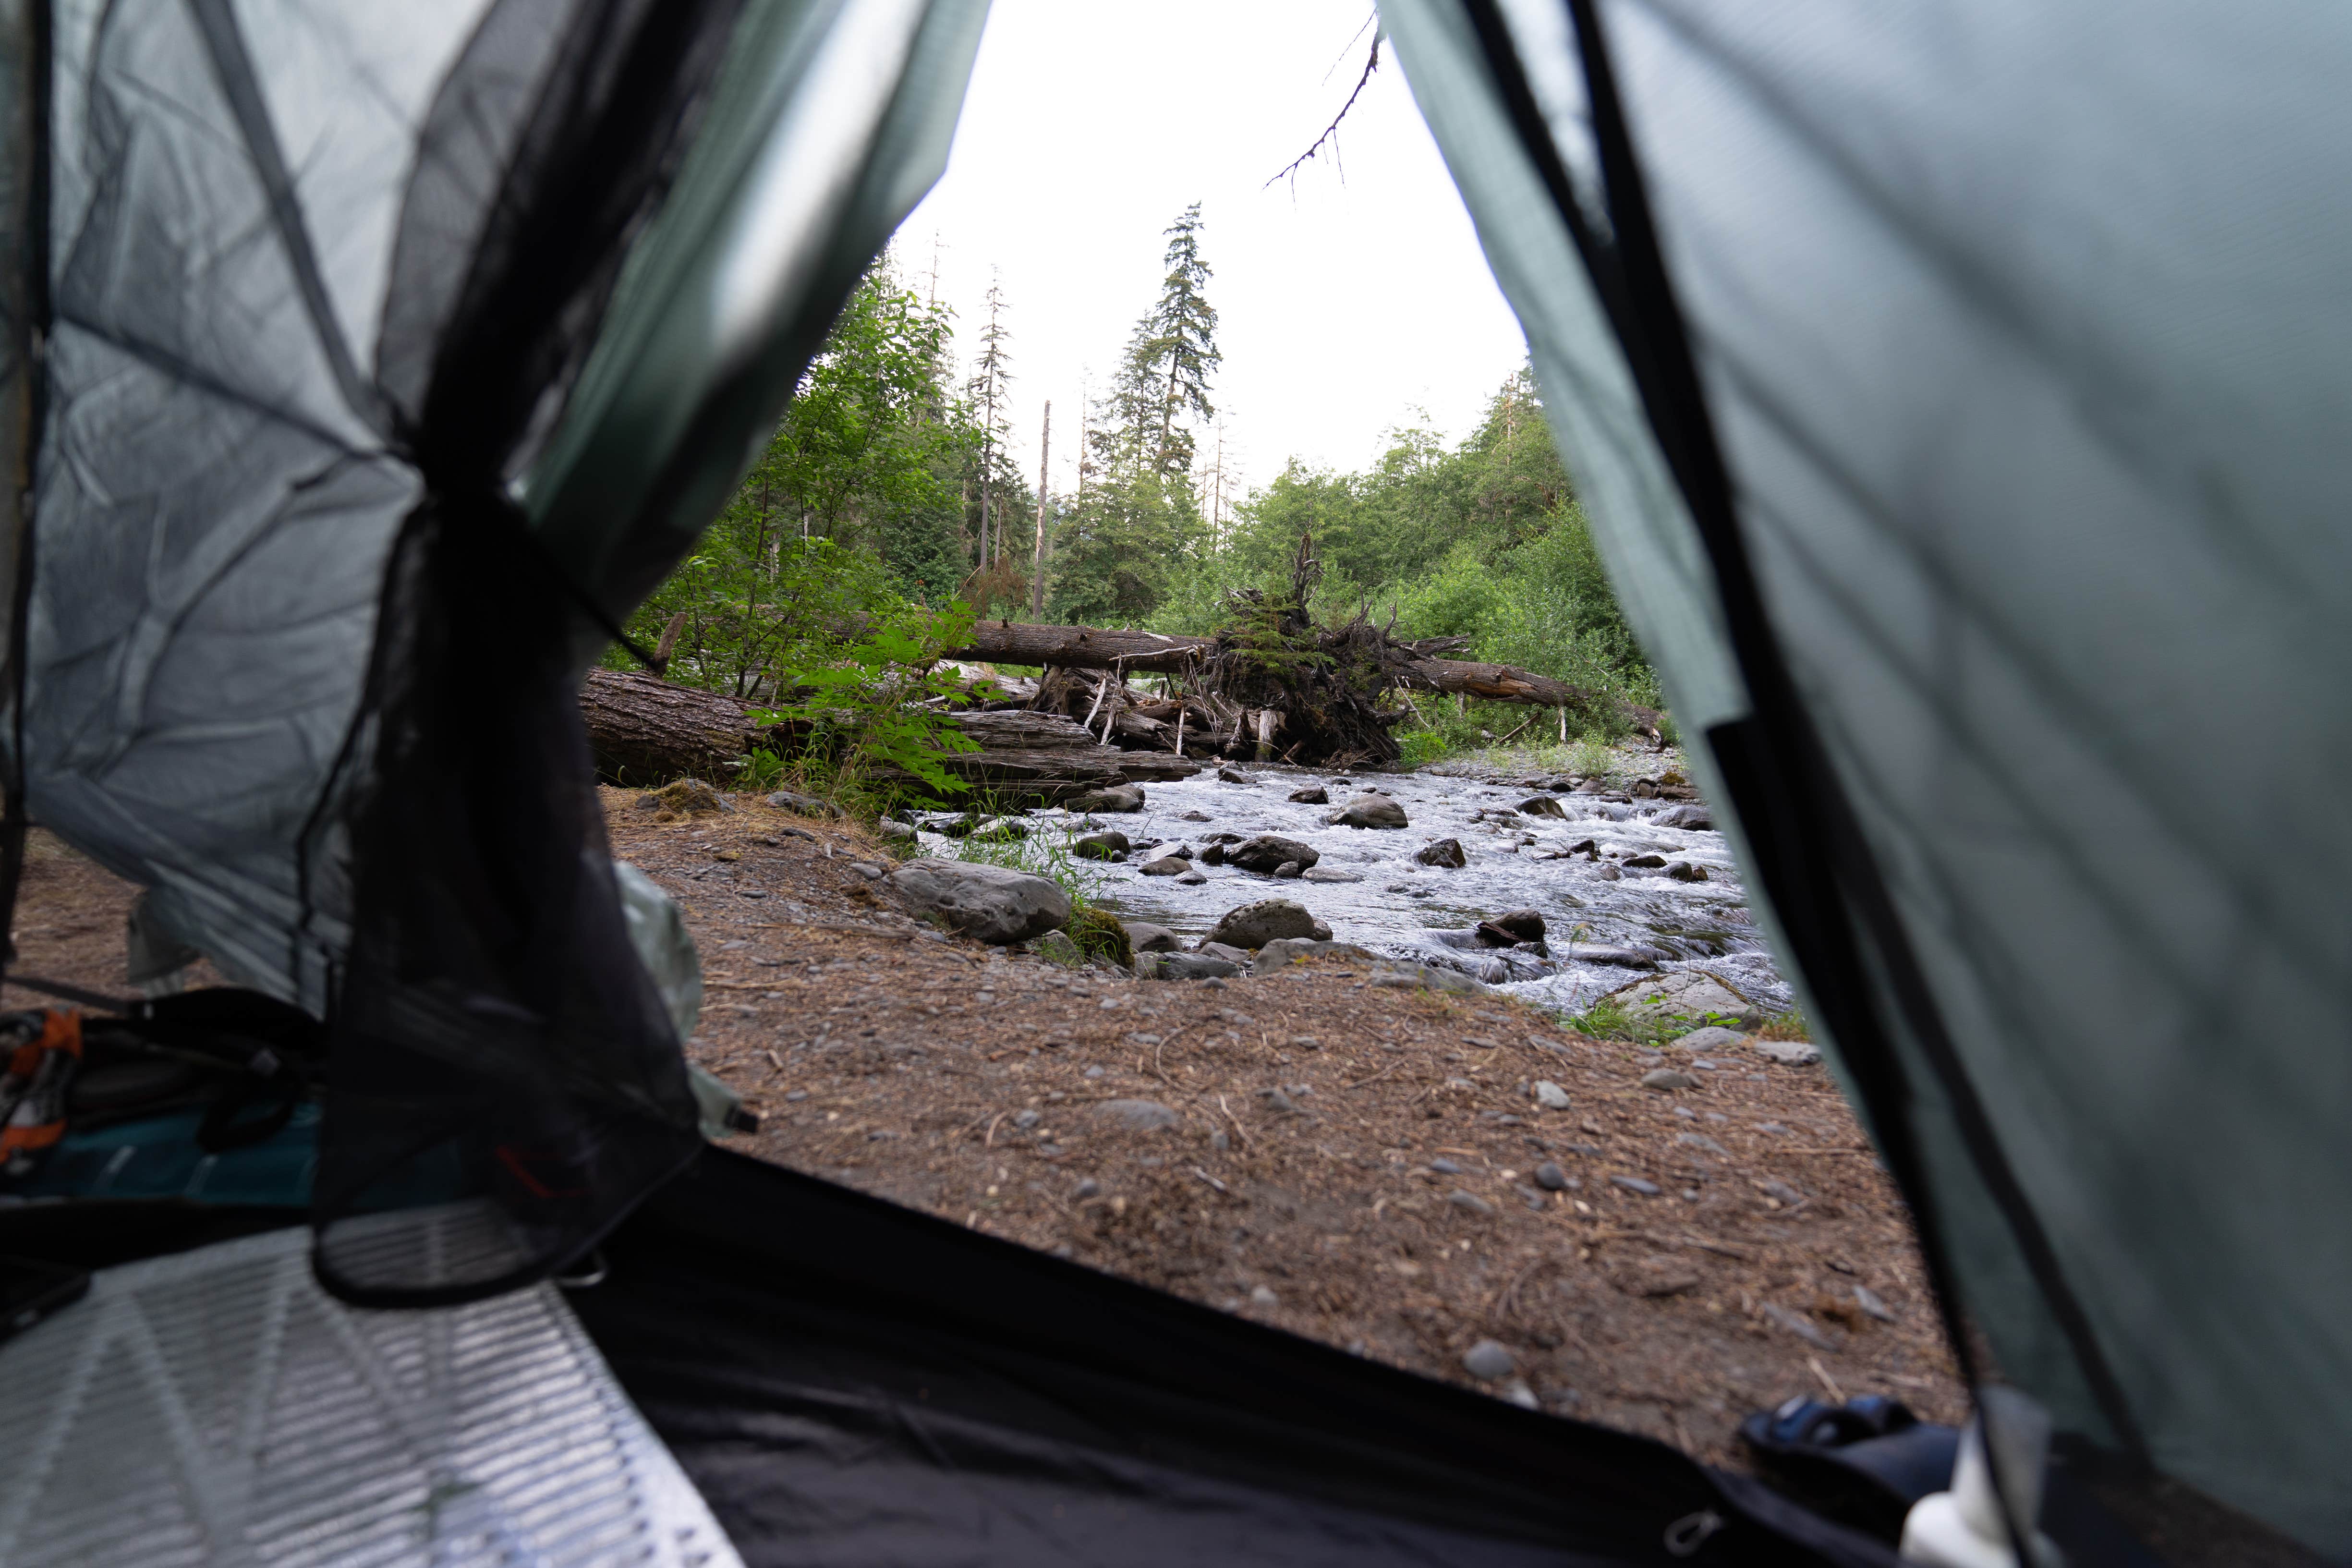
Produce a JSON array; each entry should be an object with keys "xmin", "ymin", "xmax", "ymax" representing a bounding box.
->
[
  {"xmin": 945, "ymin": 536, "xmax": 1659, "ymax": 767},
  {"xmin": 578, "ymin": 534, "xmax": 1658, "ymax": 791}
]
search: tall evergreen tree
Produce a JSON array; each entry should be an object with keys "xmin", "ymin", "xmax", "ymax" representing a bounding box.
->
[
  {"xmin": 967, "ymin": 274, "xmax": 1013, "ymax": 564},
  {"xmin": 1052, "ymin": 206, "xmax": 1222, "ymax": 623}
]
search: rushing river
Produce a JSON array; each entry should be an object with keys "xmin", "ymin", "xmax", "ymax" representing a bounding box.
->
[{"xmin": 916, "ymin": 758, "xmax": 1791, "ymax": 1018}]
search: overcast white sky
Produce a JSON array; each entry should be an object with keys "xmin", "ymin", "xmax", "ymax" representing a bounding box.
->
[{"xmin": 898, "ymin": 1, "xmax": 1530, "ymax": 508}]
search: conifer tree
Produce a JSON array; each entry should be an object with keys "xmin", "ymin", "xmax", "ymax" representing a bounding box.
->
[{"xmin": 967, "ymin": 274, "xmax": 1013, "ymax": 564}]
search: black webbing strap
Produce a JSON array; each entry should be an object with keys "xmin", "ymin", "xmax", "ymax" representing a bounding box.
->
[
  {"xmin": 0, "ymin": 0, "xmax": 53, "ymax": 998},
  {"xmin": 1453, "ymin": 0, "xmax": 2151, "ymax": 1482}
]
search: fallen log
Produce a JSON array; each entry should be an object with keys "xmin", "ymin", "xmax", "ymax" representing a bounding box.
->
[
  {"xmin": 942, "ymin": 620, "xmax": 1658, "ymax": 735},
  {"xmin": 578, "ymin": 670, "xmax": 1200, "ymax": 798},
  {"xmin": 582, "ymin": 669, "xmax": 769, "ymax": 783}
]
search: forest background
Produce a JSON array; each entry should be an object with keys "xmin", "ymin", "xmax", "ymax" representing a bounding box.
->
[{"xmin": 608, "ymin": 210, "xmax": 1662, "ymax": 766}]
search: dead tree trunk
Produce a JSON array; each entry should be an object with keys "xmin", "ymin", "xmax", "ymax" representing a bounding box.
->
[
  {"xmin": 581, "ymin": 669, "xmax": 765, "ymax": 783},
  {"xmin": 1030, "ymin": 401, "xmax": 1051, "ymax": 618}
]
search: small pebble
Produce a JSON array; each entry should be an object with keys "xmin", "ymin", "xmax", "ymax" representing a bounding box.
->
[
  {"xmin": 1250, "ymin": 1285, "xmax": 1279, "ymax": 1307},
  {"xmin": 1641, "ymin": 1069, "xmax": 1700, "ymax": 1091},
  {"xmin": 1462, "ymin": 1339, "xmax": 1516, "ymax": 1381},
  {"xmin": 1428, "ymin": 1157, "xmax": 1463, "ymax": 1175},
  {"xmin": 784, "ymin": 1090, "xmax": 808, "ymax": 1102},
  {"xmin": 1531, "ymin": 1162, "xmax": 1569, "ymax": 1191},
  {"xmin": 1855, "ymin": 1286, "xmax": 1897, "ymax": 1322},
  {"xmin": 1084, "ymin": 1066, "xmax": 1105, "ymax": 1079},
  {"xmin": 1074, "ymin": 1179, "xmax": 1100, "ymax": 1198},
  {"xmin": 1013, "ymin": 1109, "xmax": 1041, "ymax": 1130},
  {"xmin": 1504, "ymin": 1379, "xmax": 1540, "ymax": 1410},
  {"xmin": 1533, "ymin": 1080, "xmax": 1570, "ymax": 1110},
  {"xmin": 1610, "ymin": 1175, "xmax": 1662, "ymax": 1196},
  {"xmin": 1447, "ymin": 1189, "xmax": 1496, "ymax": 1215},
  {"xmin": 1756, "ymin": 1122, "xmax": 1789, "ymax": 1135}
]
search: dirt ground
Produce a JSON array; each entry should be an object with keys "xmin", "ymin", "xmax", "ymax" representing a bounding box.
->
[{"xmin": 603, "ymin": 787, "xmax": 1968, "ymax": 1463}]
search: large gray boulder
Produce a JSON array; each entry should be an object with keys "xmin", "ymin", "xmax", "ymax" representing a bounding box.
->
[
  {"xmin": 1652, "ymin": 803, "xmax": 1713, "ymax": 830},
  {"xmin": 1205, "ymin": 898, "xmax": 1320, "ymax": 950},
  {"xmin": 886, "ymin": 858, "xmax": 1070, "ymax": 944},
  {"xmin": 1227, "ymin": 834, "xmax": 1319, "ymax": 873},
  {"xmin": 1333, "ymin": 793, "xmax": 1408, "ymax": 829}
]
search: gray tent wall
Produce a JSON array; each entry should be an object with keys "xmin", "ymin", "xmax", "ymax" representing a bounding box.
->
[
  {"xmin": 1382, "ymin": 0, "xmax": 2352, "ymax": 1553},
  {"xmin": 2, "ymin": 0, "xmax": 982, "ymax": 1016}
]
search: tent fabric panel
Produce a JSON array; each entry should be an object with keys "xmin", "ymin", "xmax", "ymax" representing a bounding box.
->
[
  {"xmin": 1592, "ymin": 3, "xmax": 2352, "ymax": 1548},
  {"xmin": 520, "ymin": 0, "xmax": 989, "ymax": 638},
  {"xmin": 573, "ymin": 1148, "xmax": 1897, "ymax": 1568},
  {"xmin": 1377, "ymin": 0, "xmax": 2095, "ymax": 1462},
  {"xmin": 1377, "ymin": 0, "xmax": 1748, "ymax": 741},
  {"xmin": 23, "ymin": 0, "xmax": 453, "ymax": 1004},
  {"xmin": 1386, "ymin": 0, "xmax": 2352, "ymax": 1551}
]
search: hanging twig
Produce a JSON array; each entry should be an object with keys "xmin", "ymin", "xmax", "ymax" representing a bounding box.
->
[{"xmin": 1266, "ymin": 32, "xmax": 1382, "ymax": 190}]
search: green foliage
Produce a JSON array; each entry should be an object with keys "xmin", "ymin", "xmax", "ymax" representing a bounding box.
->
[
  {"xmin": 749, "ymin": 603, "xmax": 982, "ymax": 801},
  {"xmin": 1109, "ymin": 365, "xmax": 1662, "ymax": 758},
  {"xmin": 1066, "ymin": 906, "xmax": 1133, "ymax": 966},
  {"xmin": 1394, "ymin": 729, "xmax": 1448, "ymax": 768},
  {"xmin": 1568, "ymin": 997, "xmax": 1754, "ymax": 1046}
]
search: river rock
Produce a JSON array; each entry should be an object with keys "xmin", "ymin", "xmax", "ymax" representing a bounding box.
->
[
  {"xmin": 1756, "ymin": 1039, "xmax": 1822, "ymax": 1066},
  {"xmin": 1273, "ymin": 861, "xmax": 1303, "ymax": 879},
  {"xmin": 1206, "ymin": 898, "xmax": 1319, "ymax": 949},
  {"xmin": 1532, "ymin": 1162, "xmax": 1569, "ymax": 1191},
  {"xmin": 1533, "ymin": 1080, "xmax": 1571, "ymax": 1110},
  {"xmin": 1622, "ymin": 854, "xmax": 1666, "ymax": 869},
  {"xmin": 1196, "ymin": 941, "xmax": 1252, "ymax": 964},
  {"xmin": 1462, "ymin": 1340, "xmax": 1516, "ymax": 1381},
  {"xmin": 1198, "ymin": 842, "xmax": 1225, "ymax": 865},
  {"xmin": 1175, "ymin": 869, "xmax": 1208, "ymax": 885},
  {"xmin": 964, "ymin": 815, "xmax": 1028, "ymax": 843},
  {"xmin": 1122, "ymin": 921, "xmax": 1180, "ymax": 953},
  {"xmin": 1670, "ymin": 1025, "xmax": 1747, "ymax": 1054},
  {"xmin": 1301, "ymin": 866, "xmax": 1361, "ymax": 883},
  {"xmin": 1228, "ymin": 834, "xmax": 1319, "ymax": 873},
  {"xmin": 1150, "ymin": 952, "xmax": 1243, "ymax": 982},
  {"xmin": 1217, "ymin": 766, "xmax": 1254, "ymax": 784},
  {"xmin": 1334, "ymin": 793, "xmax": 1408, "ymax": 829},
  {"xmin": 1369, "ymin": 960, "xmax": 1490, "ymax": 996},
  {"xmin": 1641, "ymin": 1069, "xmax": 1701, "ymax": 1091},
  {"xmin": 1137, "ymin": 855, "xmax": 1190, "ymax": 876},
  {"xmin": 1652, "ymin": 804, "xmax": 1713, "ymax": 830},
  {"xmin": 1599, "ymin": 970, "xmax": 1762, "ymax": 1030},
  {"xmin": 759, "ymin": 787, "xmax": 831, "ymax": 817},
  {"xmin": 1288, "ymin": 786, "xmax": 1329, "ymax": 804},
  {"xmin": 887, "ymin": 858, "xmax": 1070, "ymax": 944},
  {"xmin": 1478, "ymin": 908, "xmax": 1546, "ymax": 944},
  {"xmin": 877, "ymin": 819, "xmax": 916, "ymax": 843},
  {"xmin": 1067, "ymin": 784, "xmax": 1145, "ymax": 813},
  {"xmin": 1665, "ymin": 861, "xmax": 1708, "ymax": 882},
  {"xmin": 1610, "ymin": 1175, "xmax": 1662, "ymax": 1196},
  {"xmin": 1414, "ymin": 839, "xmax": 1466, "ymax": 868},
  {"xmin": 1074, "ymin": 830, "xmax": 1131, "ymax": 860},
  {"xmin": 1517, "ymin": 796, "xmax": 1567, "ymax": 819},
  {"xmin": 1097, "ymin": 1099, "xmax": 1178, "ymax": 1132},
  {"xmin": 1256, "ymin": 938, "xmax": 1380, "ymax": 970}
]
